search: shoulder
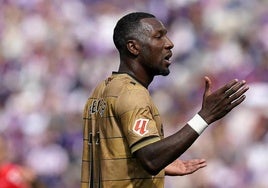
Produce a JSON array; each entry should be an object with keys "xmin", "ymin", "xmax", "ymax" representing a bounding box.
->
[
  {"xmin": 88, "ymin": 73, "xmax": 153, "ymax": 114},
  {"xmin": 114, "ymin": 76, "xmax": 152, "ymax": 114},
  {"xmin": 106, "ymin": 73, "xmax": 149, "ymax": 96}
]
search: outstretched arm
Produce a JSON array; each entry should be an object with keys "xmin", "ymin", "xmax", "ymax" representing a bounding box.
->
[
  {"xmin": 135, "ymin": 76, "xmax": 249, "ymax": 175},
  {"xmin": 165, "ymin": 159, "xmax": 207, "ymax": 176}
]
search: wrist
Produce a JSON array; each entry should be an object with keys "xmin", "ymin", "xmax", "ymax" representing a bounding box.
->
[
  {"xmin": 187, "ymin": 114, "xmax": 208, "ymax": 135},
  {"xmin": 197, "ymin": 111, "xmax": 212, "ymax": 124}
]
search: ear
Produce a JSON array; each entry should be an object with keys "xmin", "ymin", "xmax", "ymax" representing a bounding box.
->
[{"xmin": 126, "ymin": 40, "xmax": 140, "ymax": 56}]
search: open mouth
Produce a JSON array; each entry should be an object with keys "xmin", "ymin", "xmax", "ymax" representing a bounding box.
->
[{"xmin": 164, "ymin": 52, "xmax": 172, "ymax": 64}]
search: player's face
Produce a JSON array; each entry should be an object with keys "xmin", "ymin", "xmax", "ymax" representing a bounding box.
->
[{"xmin": 138, "ymin": 18, "xmax": 174, "ymax": 76}]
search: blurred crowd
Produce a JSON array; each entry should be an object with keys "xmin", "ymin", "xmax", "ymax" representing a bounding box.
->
[{"xmin": 0, "ymin": 0, "xmax": 267, "ymax": 187}]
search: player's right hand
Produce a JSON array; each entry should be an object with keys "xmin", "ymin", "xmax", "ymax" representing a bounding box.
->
[{"xmin": 198, "ymin": 76, "xmax": 249, "ymax": 125}]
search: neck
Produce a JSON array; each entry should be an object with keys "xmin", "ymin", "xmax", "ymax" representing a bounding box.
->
[{"xmin": 118, "ymin": 60, "xmax": 153, "ymax": 88}]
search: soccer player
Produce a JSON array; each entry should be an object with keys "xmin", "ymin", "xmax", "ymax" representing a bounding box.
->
[{"xmin": 81, "ymin": 12, "xmax": 249, "ymax": 188}]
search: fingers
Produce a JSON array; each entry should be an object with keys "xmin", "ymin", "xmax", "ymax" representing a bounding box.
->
[
  {"xmin": 224, "ymin": 80, "xmax": 246, "ymax": 96},
  {"xmin": 228, "ymin": 81, "xmax": 249, "ymax": 100},
  {"xmin": 228, "ymin": 95, "xmax": 247, "ymax": 110},
  {"xmin": 225, "ymin": 80, "xmax": 249, "ymax": 106},
  {"xmin": 227, "ymin": 87, "xmax": 248, "ymax": 111},
  {"xmin": 183, "ymin": 159, "xmax": 207, "ymax": 174},
  {"xmin": 219, "ymin": 79, "xmax": 239, "ymax": 94},
  {"xmin": 184, "ymin": 159, "xmax": 207, "ymax": 167},
  {"xmin": 203, "ymin": 76, "xmax": 212, "ymax": 98}
]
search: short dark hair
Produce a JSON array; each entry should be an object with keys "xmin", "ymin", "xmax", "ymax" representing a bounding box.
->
[{"xmin": 113, "ymin": 12, "xmax": 155, "ymax": 54}]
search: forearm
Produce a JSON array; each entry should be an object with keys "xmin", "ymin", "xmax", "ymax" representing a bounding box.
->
[{"xmin": 135, "ymin": 124, "xmax": 199, "ymax": 175}]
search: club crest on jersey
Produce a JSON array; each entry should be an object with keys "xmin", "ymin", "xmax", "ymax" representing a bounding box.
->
[{"xmin": 133, "ymin": 119, "xmax": 149, "ymax": 136}]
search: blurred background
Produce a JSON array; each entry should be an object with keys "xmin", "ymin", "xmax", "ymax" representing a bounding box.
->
[{"xmin": 0, "ymin": 0, "xmax": 268, "ymax": 187}]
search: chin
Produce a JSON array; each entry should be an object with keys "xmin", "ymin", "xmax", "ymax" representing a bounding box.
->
[
  {"xmin": 151, "ymin": 67, "xmax": 170, "ymax": 76},
  {"xmin": 160, "ymin": 69, "xmax": 170, "ymax": 76}
]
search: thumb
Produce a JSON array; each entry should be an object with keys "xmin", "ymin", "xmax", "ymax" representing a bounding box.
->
[{"xmin": 203, "ymin": 76, "xmax": 212, "ymax": 98}]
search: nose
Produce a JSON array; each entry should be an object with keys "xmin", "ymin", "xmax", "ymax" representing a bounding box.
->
[{"xmin": 165, "ymin": 36, "xmax": 174, "ymax": 49}]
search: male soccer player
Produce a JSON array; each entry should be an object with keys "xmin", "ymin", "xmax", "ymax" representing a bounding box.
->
[{"xmin": 81, "ymin": 12, "xmax": 249, "ymax": 188}]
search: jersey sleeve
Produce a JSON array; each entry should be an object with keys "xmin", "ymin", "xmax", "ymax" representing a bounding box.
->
[{"xmin": 116, "ymin": 86, "xmax": 162, "ymax": 153}]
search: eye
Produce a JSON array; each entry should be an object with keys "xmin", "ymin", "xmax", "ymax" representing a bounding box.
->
[
  {"xmin": 154, "ymin": 34, "xmax": 163, "ymax": 39},
  {"xmin": 154, "ymin": 30, "xmax": 167, "ymax": 39}
]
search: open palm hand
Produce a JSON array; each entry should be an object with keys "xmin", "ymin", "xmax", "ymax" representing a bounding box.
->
[{"xmin": 165, "ymin": 159, "xmax": 207, "ymax": 176}]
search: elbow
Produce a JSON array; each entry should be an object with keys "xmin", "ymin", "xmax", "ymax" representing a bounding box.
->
[
  {"xmin": 147, "ymin": 168, "xmax": 162, "ymax": 176},
  {"xmin": 134, "ymin": 145, "xmax": 164, "ymax": 175},
  {"xmin": 138, "ymin": 158, "xmax": 162, "ymax": 176}
]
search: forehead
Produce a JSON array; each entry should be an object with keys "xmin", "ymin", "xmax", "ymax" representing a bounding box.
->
[{"xmin": 140, "ymin": 17, "xmax": 167, "ymax": 34}]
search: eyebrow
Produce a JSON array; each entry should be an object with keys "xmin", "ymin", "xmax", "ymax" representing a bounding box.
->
[
  {"xmin": 140, "ymin": 20, "xmax": 167, "ymax": 36},
  {"xmin": 153, "ymin": 28, "xmax": 167, "ymax": 36}
]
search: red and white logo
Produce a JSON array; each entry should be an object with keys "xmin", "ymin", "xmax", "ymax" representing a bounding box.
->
[{"xmin": 133, "ymin": 119, "xmax": 149, "ymax": 136}]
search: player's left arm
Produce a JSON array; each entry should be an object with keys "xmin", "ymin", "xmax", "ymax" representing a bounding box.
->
[{"xmin": 164, "ymin": 158, "xmax": 206, "ymax": 176}]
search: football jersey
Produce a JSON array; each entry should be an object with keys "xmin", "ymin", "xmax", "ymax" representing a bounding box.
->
[{"xmin": 81, "ymin": 73, "xmax": 165, "ymax": 188}]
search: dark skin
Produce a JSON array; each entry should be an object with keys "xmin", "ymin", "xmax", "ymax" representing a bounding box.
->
[{"xmin": 118, "ymin": 17, "xmax": 249, "ymax": 176}]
